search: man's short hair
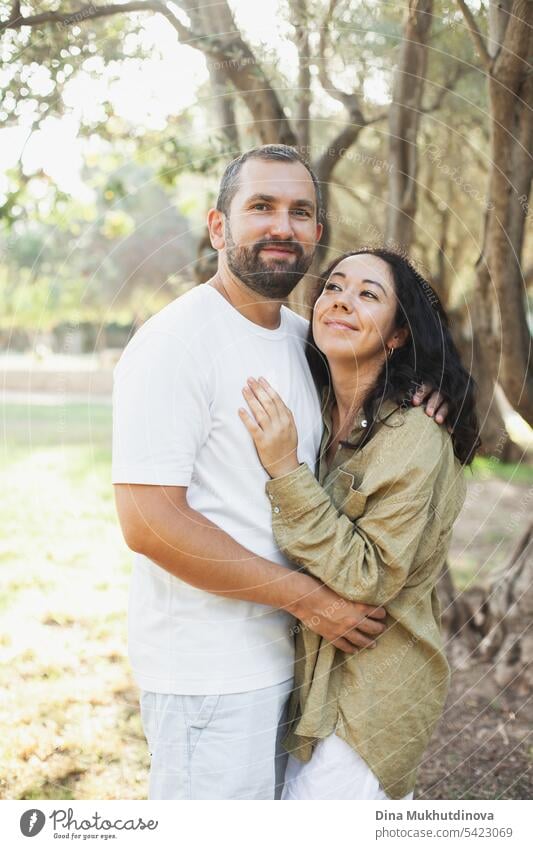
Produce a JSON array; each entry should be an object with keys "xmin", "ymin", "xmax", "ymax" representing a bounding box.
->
[{"xmin": 216, "ymin": 144, "xmax": 323, "ymax": 222}]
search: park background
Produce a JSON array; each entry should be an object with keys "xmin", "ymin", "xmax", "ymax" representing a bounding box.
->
[{"xmin": 0, "ymin": 0, "xmax": 531, "ymax": 800}]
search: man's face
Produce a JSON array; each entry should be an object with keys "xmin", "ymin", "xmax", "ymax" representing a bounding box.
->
[{"xmin": 222, "ymin": 159, "xmax": 322, "ymax": 299}]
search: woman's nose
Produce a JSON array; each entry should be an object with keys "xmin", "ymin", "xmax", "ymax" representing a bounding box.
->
[{"xmin": 332, "ymin": 296, "xmax": 352, "ymax": 312}]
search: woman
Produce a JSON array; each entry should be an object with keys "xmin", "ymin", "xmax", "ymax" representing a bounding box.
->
[{"xmin": 238, "ymin": 248, "xmax": 480, "ymax": 800}]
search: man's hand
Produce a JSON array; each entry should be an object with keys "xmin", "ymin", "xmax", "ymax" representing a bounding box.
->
[
  {"xmin": 412, "ymin": 383, "xmax": 449, "ymax": 425},
  {"xmin": 287, "ymin": 577, "xmax": 386, "ymax": 653}
]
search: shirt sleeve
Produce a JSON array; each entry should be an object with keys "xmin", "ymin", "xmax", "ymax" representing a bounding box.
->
[
  {"xmin": 264, "ymin": 424, "xmax": 447, "ymax": 606},
  {"xmin": 112, "ymin": 328, "xmax": 211, "ymax": 486}
]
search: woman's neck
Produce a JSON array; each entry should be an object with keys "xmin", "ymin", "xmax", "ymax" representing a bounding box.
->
[{"xmin": 329, "ymin": 356, "xmax": 384, "ymax": 427}]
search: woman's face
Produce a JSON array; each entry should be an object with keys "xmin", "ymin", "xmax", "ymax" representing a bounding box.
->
[{"xmin": 312, "ymin": 253, "xmax": 405, "ymax": 366}]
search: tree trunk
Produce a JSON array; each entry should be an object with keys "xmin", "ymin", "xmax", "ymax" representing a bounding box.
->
[
  {"xmin": 482, "ymin": 65, "xmax": 533, "ymax": 422},
  {"xmin": 179, "ymin": 0, "xmax": 298, "ymax": 146},
  {"xmin": 444, "ymin": 518, "xmax": 533, "ymax": 692},
  {"xmin": 477, "ymin": 517, "xmax": 533, "ymax": 692},
  {"xmin": 452, "ymin": 312, "xmax": 519, "ymax": 458},
  {"xmin": 312, "ymin": 120, "xmax": 366, "ymax": 262},
  {"xmin": 386, "ymin": 0, "xmax": 433, "ymax": 251},
  {"xmin": 207, "ymin": 64, "xmax": 240, "ymax": 150},
  {"xmin": 181, "ymin": 0, "xmax": 239, "ymax": 148},
  {"xmin": 289, "ymin": 0, "xmax": 312, "ymax": 150},
  {"xmin": 466, "ymin": 0, "xmax": 533, "ymax": 424}
]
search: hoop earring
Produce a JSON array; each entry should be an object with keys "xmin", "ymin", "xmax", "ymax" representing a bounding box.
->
[{"xmin": 387, "ymin": 347, "xmax": 394, "ymax": 360}]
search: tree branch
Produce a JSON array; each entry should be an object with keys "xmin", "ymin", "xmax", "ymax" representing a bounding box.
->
[
  {"xmin": 455, "ymin": 0, "xmax": 493, "ymax": 72},
  {"xmin": 317, "ymin": 0, "xmax": 365, "ymax": 125},
  {"xmin": 174, "ymin": 0, "xmax": 297, "ymax": 145},
  {"xmin": 313, "ymin": 120, "xmax": 365, "ymax": 185},
  {"xmin": 1, "ymin": 0, "xmax": 297, "ymax": 146},
  {"xmin": 288, "ymin": 0, "xmax": 311, "ymax": 148},
  {"xmin": 492, "ymin": 0, "xmax": 532, "ymax": 82},
  {"xmin": 10, "ymin": 1, "xmax": 21, "ymax": 22},
  {"xmin": 421, "ymin": 62, "xmax": 470, "ymax": 113},
  {"xmin": 0, "ymin": 1, "xmax": 191, "ymax": 41}
]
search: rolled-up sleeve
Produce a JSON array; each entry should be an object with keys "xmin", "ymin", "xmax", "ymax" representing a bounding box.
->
[{"xmin": 265, "ymin": 425, "xmax": 446, "ymax": 606}]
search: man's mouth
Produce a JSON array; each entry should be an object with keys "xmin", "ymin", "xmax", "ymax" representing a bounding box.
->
[
  {"xmin": 255, "ymin": 241, "xmax": 301, "ymax": 259},
  {"xmin": 259, "ymin": 246, "xmax": 297, "ymax": 257}
]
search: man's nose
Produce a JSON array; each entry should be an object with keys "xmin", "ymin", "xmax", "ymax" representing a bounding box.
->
[{"xmin": 268, "ymin": 210, "xmax": 294, "ymax": 240}]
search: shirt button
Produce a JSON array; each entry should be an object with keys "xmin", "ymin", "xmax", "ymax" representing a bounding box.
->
[
  {"xmin": 361, "ymin": 419, "xmax": 368, "ymax": 428},
  {"xmin": 268, "ymin": 493, "xmax": 274, "ymax": 501},
  {"xmin": 273, "ymin": 506, "xmax": 280, "ymax": 514}
]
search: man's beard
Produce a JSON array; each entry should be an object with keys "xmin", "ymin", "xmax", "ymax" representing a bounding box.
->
[{"xmin": 225, "ymin": 222, "xmax": 314, "ymax": 299}]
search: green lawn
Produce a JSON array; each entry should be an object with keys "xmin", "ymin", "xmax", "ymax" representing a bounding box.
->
[{"xmin": 0, "ymin": 402, "xmax": 148, "ymax": 800}]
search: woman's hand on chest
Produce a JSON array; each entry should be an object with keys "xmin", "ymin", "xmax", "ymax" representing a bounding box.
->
[{"xmin": 239, "ymin": 376, "xmax": 301, "ymax": 479}]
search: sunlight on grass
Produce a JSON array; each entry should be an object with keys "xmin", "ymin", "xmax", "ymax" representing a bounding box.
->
[{"xmin": 0, "ymin": 403, "xmax": 148, "ymax": 800}]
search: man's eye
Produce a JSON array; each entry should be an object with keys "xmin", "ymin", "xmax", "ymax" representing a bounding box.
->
[
  {"xmin": 252, "ymin": 203, "xmax": 269, "ymax": 211},
  {"xmin": 293, "ymin": 208, "xmax": 311, "ymax": 217}
]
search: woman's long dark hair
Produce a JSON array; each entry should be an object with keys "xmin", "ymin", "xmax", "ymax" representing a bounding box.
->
[{"xmin": 306, "ymin": 248, "xmax": 481, "ymax": 465}]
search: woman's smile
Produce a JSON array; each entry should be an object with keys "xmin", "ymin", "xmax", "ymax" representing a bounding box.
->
[{"xmin": 323, "ymin": 317, "xmax": 359, "ymax": 331}]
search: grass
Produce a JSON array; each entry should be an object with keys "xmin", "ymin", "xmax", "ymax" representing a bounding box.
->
[
  {"xmin": 0, "ymin": 401, "xmax": 148, "ymax": 800},
  {"xmin": 1, "ymin": 402, "xmax": 113, "ymax": 449},
  {"xmin": 470, "ymin": 456, "xmax": 533, "ymax": 484}
]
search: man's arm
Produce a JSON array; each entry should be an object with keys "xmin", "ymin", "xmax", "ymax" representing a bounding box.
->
[{"xmin": 114, "ymin": 483, "xmax": 386, "ymax": 654}]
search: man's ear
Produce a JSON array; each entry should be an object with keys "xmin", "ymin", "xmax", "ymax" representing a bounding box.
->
[
  {"xmin": 207, "ymin": 208, "xmax": 226, "ymax": 250},
  {"xmin": 315, "ymin": 221, "xmax": 323, "ymax": 244}
]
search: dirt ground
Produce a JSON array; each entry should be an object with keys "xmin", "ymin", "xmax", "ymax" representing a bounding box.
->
[
  {"xmin": 417, "ymin": 475, "xmax": 532, "ymax": 800},
  {"xmin": 417, "ymin": 662, "xmax": 531, "ymax": 799}
]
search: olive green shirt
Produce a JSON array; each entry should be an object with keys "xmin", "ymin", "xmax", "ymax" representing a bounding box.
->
[{"xmin": 265, "ymin": 399, "xmax": 466, "ymax": 799}]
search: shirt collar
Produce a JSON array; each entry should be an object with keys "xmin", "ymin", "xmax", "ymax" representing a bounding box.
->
[{"xmin": 320, "ymin": 386, "xmax": 404, "ymax": 444}]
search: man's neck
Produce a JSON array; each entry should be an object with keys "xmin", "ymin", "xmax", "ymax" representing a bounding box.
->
[{"xmin": 208, "ymin": 269, "xmax": 283, "ymax": 330}]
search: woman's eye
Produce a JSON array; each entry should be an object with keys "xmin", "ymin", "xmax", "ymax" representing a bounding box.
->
[
  {"xmin": 324, "ymin": 282, "xmax": 341, "ymax": 292},
  {"xmin": 361, "ymin": 290, "xmax": 378, "ymax": 300}
]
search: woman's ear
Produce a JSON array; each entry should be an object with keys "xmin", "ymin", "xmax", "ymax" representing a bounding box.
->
[{"xmin": 390, "ymin": 327, "xmax": 410, "ymax": 351}]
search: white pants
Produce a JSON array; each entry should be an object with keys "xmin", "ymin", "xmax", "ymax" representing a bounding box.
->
[
  {"xmin": 140, "ymin": 678, "xmax": 292, "ymax": 800},
  {"xmin": 282, "ymin": 733, "xmax": 415, "ymax": 800}
]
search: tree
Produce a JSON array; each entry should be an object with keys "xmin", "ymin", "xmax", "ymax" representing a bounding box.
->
[
  {"xmin": 440, "ymin": 515, "xmax": 533, "ymax": 693},
  {"xmin": 2, "ymin": 1, "xmax": 530, "ymax": 439},
  {"xmin": 0, "ymin": 0, "xmax": 389, "ymax": 259},
  {"xmin": 0, "ymin": 157, "xmax": 195, "ymax": 332},
  {"xmin": 456, "ymin": 0, "xmax": 533, "ymax": 426},
  {"xmin": 386, "ymin": 0, "xmax": 433, "ymax": 250}
]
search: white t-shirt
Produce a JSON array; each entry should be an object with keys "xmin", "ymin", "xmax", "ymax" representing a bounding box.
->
[{"xmin": 112, "ymin": 284, "xmax": 322, "ymax": 695}]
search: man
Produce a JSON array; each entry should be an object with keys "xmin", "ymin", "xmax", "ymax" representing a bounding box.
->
[{"xmin": 112, "ymin": 145, "xmax": 444, "ymax": 800}]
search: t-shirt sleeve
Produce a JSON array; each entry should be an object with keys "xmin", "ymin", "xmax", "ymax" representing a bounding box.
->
[{"xmin": 111, "ymin": 328, "xmax": 211, "ymax": 486}]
